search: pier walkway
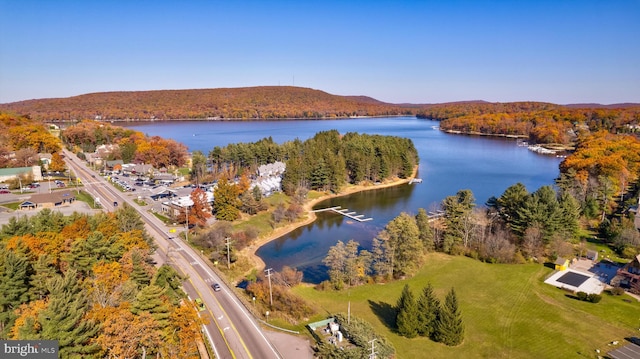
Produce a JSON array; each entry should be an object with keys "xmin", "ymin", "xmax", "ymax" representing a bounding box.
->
[{"xmin": 311, "ymin": 206, "xmax": 373, "ymax": 222}]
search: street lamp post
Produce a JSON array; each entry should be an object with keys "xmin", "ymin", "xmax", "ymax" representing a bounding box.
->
[
  {"xmin": 265, "ymin": 311, "xmax": 269, "ymax": 323},
  {"xmin": 252, "ymin": 296, "xmax": 256, "ymax": 310}
]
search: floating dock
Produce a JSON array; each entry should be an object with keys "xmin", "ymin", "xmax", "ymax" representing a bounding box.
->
[
  {"xmin": 409, "ymin": 178, "xmax": 423, "ymax": 184},
  {"xmin": 311, "ymin": 206, "xmax": 373, "ymax": 222}
]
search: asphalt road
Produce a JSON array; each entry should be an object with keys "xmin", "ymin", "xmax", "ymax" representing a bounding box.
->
[{"xmin": 61, "ymin": 149, "xmax": 284, "ymax": 359}]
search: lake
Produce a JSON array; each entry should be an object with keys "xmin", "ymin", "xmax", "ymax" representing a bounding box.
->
[{"xmin": 123, "ymin": 117, "xmax": 563, "ymax": 282}]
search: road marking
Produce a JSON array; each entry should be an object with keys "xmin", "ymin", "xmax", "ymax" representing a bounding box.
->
[
  {"xmin": 187, "ymin": 278, "xmax": 236, "ymax": 359},
  {"xmin": 218, "ymin": 315, "xmax": 224, "ymax": 320},
  {"xmin": 190, "ymin": 261, "xmax": 199, "ymax": 266},
  {"xmin": 224, "ymin": 327, "xmax": 230, "ymax": 332}
]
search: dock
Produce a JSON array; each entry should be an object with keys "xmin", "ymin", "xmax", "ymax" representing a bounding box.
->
[
  {"xmin": 409, "ymin": 178, "xmax": 423, "ymax": 184},
  {"xmin": 311, "ymin": 206, "xmax": 373, "ymax": 222}
]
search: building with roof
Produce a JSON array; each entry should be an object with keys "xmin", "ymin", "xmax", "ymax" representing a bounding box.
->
[
  {"xmin": 630, "ymin": 195, "xmax": 640, "ymax": 230},
  {"xmin": 122, "ymin": 163, "xmax": 154, "ymax": 176},
  {"xmin": 0, "ymin": 166, "xmax": 43, "ymax": 183},
  {"xmin": 149, "ymin": 187, "xmax": 177, "ymax": 201},
  {"xmin": 611, "ymin": 255, "xmax": 640, "ymax": 292},
  {"xmin": 554, "ymin": 258, "xmax": 569, "ymax": 271},
  {"xmin": 258, "ymin": 161, "xmax": 286, "ymax": 177},
  {"xmin": 20, "ymin": 190, "xmax": 76, "ymax": 210},
  {"xmin": 160, "ymin": 192, "xmax": 214, "ymax": 219},
  {"xmin": 153, "ymin": 173, "xmax": 176, "ymax": 185}
]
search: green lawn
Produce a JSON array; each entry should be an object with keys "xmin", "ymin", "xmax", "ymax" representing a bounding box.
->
[{"xmin": 293, "ymin": 253, "xmax": 639, "ymax": 358}]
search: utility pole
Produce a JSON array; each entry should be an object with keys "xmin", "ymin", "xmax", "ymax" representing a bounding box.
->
[
  {"xmin": 265, "ymin": 268, "xmax": 273, "ymax": 307},
  {"xmin": 225, "ymin": 237, "xmax": 231, "ymax": 269},
  {"xmin": 368, "ymin": 339, "xmax": 377, "ymax": 359},
  {"xmin": 185, "ymin": 205, "xmax": 189, "ymax": 242}
]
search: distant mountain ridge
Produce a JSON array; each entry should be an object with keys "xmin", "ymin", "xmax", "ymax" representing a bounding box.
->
[
  {"xmin": 0, "ymin": 86, "xmax": 637, "ymax": 121},
  {"xmin": 563, "ymin": 103, "xmax": 640, "ymax": 109},
  {"xmin": 0, "ymin": 86, "xmax": 413, "ymax": 121}
]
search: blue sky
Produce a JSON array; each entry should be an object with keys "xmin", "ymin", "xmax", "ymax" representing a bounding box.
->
[{"xmin": 1, "ymin": 0, "xmax": 639, "ymax": 104}]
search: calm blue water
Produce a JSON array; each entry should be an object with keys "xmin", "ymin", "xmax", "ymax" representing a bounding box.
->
[{"xmin": 123, "ymin": 117, "xmax": 562, "ymax": 282}]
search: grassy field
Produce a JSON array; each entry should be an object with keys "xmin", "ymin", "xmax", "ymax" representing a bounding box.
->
[{"xmin": 293, "ymin": 253, "xmax": 639, "ymax": 358}]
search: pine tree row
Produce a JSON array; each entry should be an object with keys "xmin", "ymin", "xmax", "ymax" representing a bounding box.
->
[{"xmin": 396, "ymin": 283, "xmax": 464, "ymax": 346}]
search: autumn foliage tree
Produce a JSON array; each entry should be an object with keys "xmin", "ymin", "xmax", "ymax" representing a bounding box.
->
[
  {"xmin": 213, "ymin": 178, "xmax": 241, "ymax": 221},
  {"xmin": 190, "ymin": 188, "xmax": 213, "ymax": 226},
  {"xmin": 0, "ymin": 207, "xmax": 203, "ymax": 357}
]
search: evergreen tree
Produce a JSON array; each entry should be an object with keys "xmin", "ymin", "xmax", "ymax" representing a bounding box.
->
[
  {"xmin": 396, "ymin": 284, "xmax": 420, "ymax": 338},
  {"xmin": 39, "ymin": 269, "xmax": 100, "ymax": 357},
  {"xmin": 434, "ymin": 287, "xmax": 464, "ymax": 346},
  {"xmin": 30, "ymin": 209, "xmax": 67, "ymax": 234},
  {"xmin": 558, "ymin": 192, "xmax": 581, "ymax": 239},
  {"xmin": 416, "ymin": 283, "xmax": 440, "ymax": 338},
  {"xmin": 0, "ymin": 250, "xmax": 32, "ymax": 337},
  {"xmin": 30, "ymin": 254, "xmax": 57, "ymax": 300},
  {"xmin": 152, "ymin": 265, "xmax": 184, "ymax": 305},
  {"xmin": 493, "ymin": 182, "xmax": 529, "ymax": 228},
  {"xmin": 310, "ymin": 157, "xmax": 330, "ymax": 191},
  {"xmin": 513, "ymin": 186, "xmax": 562, "ymax": 241},
  {"xmin": 129, "ymin": 251, "xmax": 151, "ymax": 289},
  {"xmin": 442, "ymin": 189, "xmax": 476, "ymax": 253},
  {"xmin": 66, "ymin": 231, "xmax": 119, "ymax": 276},
  {"xmin": 415, "ymin": 208, "xmax": 434, "ymax": 251},
  {"xmin": 116, "ymin": 203, "xmax": 146, "ymax": 233},
  {"xmin": 131, "ymin": 284, "xmax": 171, "ymax": 330},
  {"xmin": 0, "ymin": 216, "xmax": 33, "ymax": 239}
]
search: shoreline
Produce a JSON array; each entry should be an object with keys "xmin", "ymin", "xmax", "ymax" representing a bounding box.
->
[{"xmin": 243, "ymin": 167, "xmax": 418, "ymax": 271}]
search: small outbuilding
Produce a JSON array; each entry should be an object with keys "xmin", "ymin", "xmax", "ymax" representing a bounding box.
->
[
  {"xmin": 554, "ymin": 258, "xmax": 570, "ymax": 271},
  {"xmin": 586, "ymin": 250, "xmax": 598, "ymax": 261}
]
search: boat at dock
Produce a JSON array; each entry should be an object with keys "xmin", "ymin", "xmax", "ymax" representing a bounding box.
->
[{"xmin": 527, "ymin": 145, "xmax": 556, "ymax": 155}]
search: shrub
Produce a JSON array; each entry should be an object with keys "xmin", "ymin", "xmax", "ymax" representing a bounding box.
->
[
  {"xmin": 587, "ymin": 293, "xmax": 602, "ymax": 303},
  {"xmin": 610, "ymin": 287, "xmax": 625, "ymax": 296},
  {"xmin": 576, "ymin": 291, "xmax": 588, "ymax": 301},
  {"xmin": 314, "ymin": 280, "xmax": 333, "ymax": 291}
]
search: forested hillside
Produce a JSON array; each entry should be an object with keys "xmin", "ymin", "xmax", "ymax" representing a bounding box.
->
[
  {"xmin": 0, "ymin": 86, "xmax": 413, "ymax": 121},
  {"xmin": 206, "ymin": 130, "xmax": 419, "ymax": 195},
  {"xmin": 419, "ymin": 102, "xmax": 640, "ymax": 145}
]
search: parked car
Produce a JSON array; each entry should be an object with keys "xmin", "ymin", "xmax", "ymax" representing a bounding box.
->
[{"xmin": 0, "ymin": 189, "xmax": 10, "ymax": 194}]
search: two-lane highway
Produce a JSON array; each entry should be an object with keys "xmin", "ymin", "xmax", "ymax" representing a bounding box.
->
[{"xmin": 63, "ymin": 149, "xmax": 282, "ymax": 359}]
